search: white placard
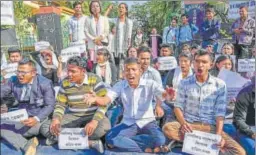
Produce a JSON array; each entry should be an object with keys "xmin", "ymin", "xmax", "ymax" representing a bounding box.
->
[
  {"xmin": 218, "ymin": 69, "xmax": 250, "ymax": 102},
  {"xmin": 182, "ymin": 130, "xmax": 221, "ymax": 155},
  {"xmin": 1, "ymin": 109, "xmax": 28, "ymax": 123},
  {"xmin": 60, "ymin": 46, "xmax": 83, "ymax": 63},
  {"xmin": 58, "ymin": 128, "xmax": 89, "ymax": 150},
  {"xmin": 1, "ymin": 1, "xmax": 15, "ymax": 25},
  {"xmin": 227, "ymin": 87, "xmax": 242, "ymax": 102},
  {"xmin": 34, "ymin": 41, "xmax": 50, "ymax": 51},
  {"xmin": 2, "ymin": 63, "xmax": 18, "ymax": 79},
  {"xmin": 228, "ymin": 0, "xmax": 255, "ymax": 19},
  {"xmin": 158, "ymin": 56, "xmax": 177, "ymax": 71},
  {"xmin": 238, "ymin": 59, "xmax": 255, "ymax": 72}
]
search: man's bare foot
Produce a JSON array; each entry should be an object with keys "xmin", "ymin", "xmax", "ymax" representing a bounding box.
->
[{"xmin": 144, "ymin": 148, "xmax": 153, "ymax": 153}]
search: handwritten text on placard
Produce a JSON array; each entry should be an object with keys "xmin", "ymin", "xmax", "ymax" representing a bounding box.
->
[
  {"xmin": 158, "ymin": 56, "xmax": 177, "ymax": 70},
  {"xmin": 1, "ymin": 109, "xmax": 28, "ymax": 123},
  {"xmin": 238, "ymin": 59, "xmax": 255, "ymax": 72},
  {"xmin": 182, "ymin": 130, "xmax": 221, "ymax": 155},
  {"xmin": 58, "ymin": 128, "xmax": 89, "ymax": 150},
  {"xmin": 61, "ymin": 46, "xmax": 82, "ymax": 63}
]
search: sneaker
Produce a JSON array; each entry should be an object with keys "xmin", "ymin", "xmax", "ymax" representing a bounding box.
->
[
  {"xmin": 45, "ymin": 137, "xmax": 57, "ymax": 146},
  {"xmin": 90, "ymin": 140, "xmax": 104, "ymax": 153},
  {"xmin": 25, "ymin": 137, "xmax": 39, "ymax": 155}
]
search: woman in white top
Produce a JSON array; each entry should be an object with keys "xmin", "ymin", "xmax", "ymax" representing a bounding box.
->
[
  {"xmin": 105, "ymin": 3, "xmax": 133, "ymax": 65},
  {"xmin": 84, "ymin": 0, "xmax": 109, "ymax": 63}
]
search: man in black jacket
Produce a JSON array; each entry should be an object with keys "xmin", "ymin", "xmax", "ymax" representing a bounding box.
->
[{"xmin": 233, "ymin": 77, "xmax": 255, "ymax": 155}]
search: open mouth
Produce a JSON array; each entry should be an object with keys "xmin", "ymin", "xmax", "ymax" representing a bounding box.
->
[
  {"xmin": 128, "ymin": 77, "xmax": 135, "ymax": 82},
  {"xmin": 197, "ymin": 69, "xmax": 203, "ymax": 74}
]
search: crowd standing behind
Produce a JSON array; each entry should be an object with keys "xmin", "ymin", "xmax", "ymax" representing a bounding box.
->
[{"xmin": 0, "ymin": 1, "xmax": 255, "ymax": 155}]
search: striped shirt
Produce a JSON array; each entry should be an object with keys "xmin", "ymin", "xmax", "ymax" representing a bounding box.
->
[
  {"xmin": 175, "ymin": 74, "xmax": 227, "ymax": 125},
  {"xmin": 53, "ymin": 73, "xmax": 107, "ymax": 121}
]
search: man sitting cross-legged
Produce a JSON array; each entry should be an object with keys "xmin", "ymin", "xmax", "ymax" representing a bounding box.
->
[
  {"xmin": 162, "ymin": 50, "xmax": 245, "ymax": 155},
  {"xmin": 84, "ymin": 57, "xmax": 176, "ymax": 153},
  {"xmin": 40, "ymin": 56, "xmax": 111, "ymax": 153}
]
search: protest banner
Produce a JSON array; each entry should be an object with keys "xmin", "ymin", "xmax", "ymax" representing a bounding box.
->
[
  {"xmin": 1, "ymin": 109, "xmax": 28, "ymax": 123},
  {"xmin": 158, "ymin": 56, "xmax": 177, "ymax": 71},
  {"xmin": 60, "ymin": 46, "xmax": 83, "ymax": 63},
  {"xmin": 228, "ymin": 0, "xmax": 255, "ymax": 19},
  {"xmin": 218, "ymin": 69, "xmax": 250, "ymax": 102},
  {"xmin": 182, "ymin": 130, "xmax": 221, "ymax": 155},
  {"xmin": 237, "ymin": 59, "xmax": 255, "ymax": 72},
  {"xmin": 58, "ymin": 128, "xmax": 89, "ymax": 150},
  {"xmin": 3, "ymin": 63, "xmax": 18, "ymax": 79},
  {"xmin": 1, "ymin": 1, "xmax": 15, "ymax": 25}
]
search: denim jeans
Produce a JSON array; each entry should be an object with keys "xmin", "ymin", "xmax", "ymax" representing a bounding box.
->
[
  {"xmin": 237, "ymin": 132, "xmax": 255, "ymax": 155},
  {"xmin": 105, "ymin": 121, "xmax": 166, "ymax": 152}
]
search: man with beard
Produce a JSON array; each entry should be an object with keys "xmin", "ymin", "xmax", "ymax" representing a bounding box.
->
[
  {"xmin": 163, "ymin": 49, "xmax": 245, "ymax": 155},
  {"xmin": 84, "ymin": 57, "xmax": 177, "ymax": 153}
]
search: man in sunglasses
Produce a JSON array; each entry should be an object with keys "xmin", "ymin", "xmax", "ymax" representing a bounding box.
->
[{"xmin": 0, "ymin": 58, "xmax": 56, "ymax": 155}]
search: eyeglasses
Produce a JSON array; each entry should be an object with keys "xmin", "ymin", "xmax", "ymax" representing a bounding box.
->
[{"xmin": 16, "ymin": 70, "xmax": 33, "ymax": 76}]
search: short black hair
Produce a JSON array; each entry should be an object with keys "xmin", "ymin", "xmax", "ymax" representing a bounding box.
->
[
  {"xmin": 206, "ymin": 8, "xmax": 215, "ymax": 13},
  {"xmin": 73, "ymin": 1, "xmax": 82, "ymax": 8},
  {"xmin": 160, "ymin": 44, "xmax": 173, "ymax": 52},
  {"xmin": 8, "ymin": 47, "xmax": 21, "ymax": 56},
  {"xmin": 124, "ymin": 57, "xmax": 139, "ymax": 65},
  {"xmin": 171, "ymin": 16, "xmax": 178, "ymax": 23},
  {"xmin": 137, "ymin": 46, "xmax": 151, "ymax": 55},
  {"xmin": 18, "ymin": 57, "xmax": 36, "ymax": 70},
  {"xmin": 97, "ymin": 48, "xmax": 110, "ymax": 58},
  {"xmin": 179, "ymin": 52, "xmax": 193, "ymax": 62},
  {"xmin": 194, "ymin": 49, "xmax": 214, "ymax": 62},
  {"xmin": 89, "ymin": 0, "xmax": 102, "ymax": 14},
  {"xmin": 191, "ymin": 44, "xmax": 200, "ymax": 50},
  {"xmin": 67, "ymin": 56, "xmax": 87, "ymax": 69},
  {"xmin": 239, "ymin": 6, "xmax": 248, "ymax": 11},
  {"xmin": 181, "ymin": 14, "xmax": 189, "ymax": 19}
]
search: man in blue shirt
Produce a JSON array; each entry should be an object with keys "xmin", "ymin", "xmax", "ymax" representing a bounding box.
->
[
  {"xmin": 201, "ymin": 8, "xmax": 221, "ymax": 53},
  {"xmin": 176, "ymin": 14, "xmax": 198, "ymax": 55},
  {"xmin": 163, "ymin": 50, "xmax": 245, "ymax": 155}
]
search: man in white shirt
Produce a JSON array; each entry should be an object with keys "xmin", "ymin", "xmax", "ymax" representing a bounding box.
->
[
  {"xmin": 84, "ymin": 57, "xmax": 175, "ymax": 153},
  {"xmin": 68, "ymin": 2, "xmax": 87, "ymax": 44}
]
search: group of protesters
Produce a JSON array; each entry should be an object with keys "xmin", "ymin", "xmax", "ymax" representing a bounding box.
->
[{"xmin": 0, "ymin": 1, "xmax": 255, "ymax": 155}]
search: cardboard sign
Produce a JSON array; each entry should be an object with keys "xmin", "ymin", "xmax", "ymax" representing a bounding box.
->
[
  {"xmin": 58, "ymin": 128, "xmax": 89, "ymax": 150},
  {"xmin": 158, "ymin": 56, "xmax": 177, "ymax": 70},
  {"xmin": 60, "ymin": 46, "xmax": 83, "ymax": 63},
  {"xmin": 238, "ymin": 59, "xmax": 255, "ymax": 72},
  {"xmin": 34, "ymin": 41, "xmax": 50, "ymax": 51},
  {"xmin": 1, "ymin": 1, "xmax": 15, "ymax": 25},
  {"xmin": 2, "ymin": 62, "xmax": 18, "ymax": 79},
  {"xmin": 1, "ymin": 109, "xmax": 28, "ymax": 123},
  {"xmin": 227, "ymin": 87, "xmax": 242, "ymax": 102},
  {"xmin": 182, "ymin": 130, "xmax": 221, "ymax": 155}
]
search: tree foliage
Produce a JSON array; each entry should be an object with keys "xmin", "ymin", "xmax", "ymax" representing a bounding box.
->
[{"xmin": 130, "ymin": 0, "xmax": 181, "ymax": 36}]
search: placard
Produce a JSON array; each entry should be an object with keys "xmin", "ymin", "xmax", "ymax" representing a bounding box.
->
[
  {"xmin": 58, "ymin": 128, "xmax": 89, "ymax": 150},
  {"xmin": 1, "ymin": 1, "xmax": 15, "ymax": 25},
  {"xmin": 158, "ymin": 56, "xmax": 177, "ymax": 71},
  {"xmin": 238, "ymin": 59, "xmax": 255, "ymax": 72},
  {"xmin": 60, "ymin": 46, "xmax": 83, "ymax": 63},
  {"xmin": 182, "ymin": 130, "xmax": 221, "ymax": 155},
  {"xmin": 227, "ymin": 87, "xmax": 241, "ymax": 102},
  {"xmin": 1, "ymin": 109, "xmax": 28, "ymax": 123},
  {"xmin": 2, "ymin": 62, "xmax": 18, "ymax": 79}
]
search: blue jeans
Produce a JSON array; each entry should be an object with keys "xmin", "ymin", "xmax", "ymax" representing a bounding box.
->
[
  {"xmin": 105, "ymin": 121, "xmax": 166, "ymax": 152},
  {"xmin": 237, "ymin": 133, "xmax": 255, "ymax": 155},
  {"xmin": 223, "ymin": 124, "xmax": 237, "ymax": 139}
]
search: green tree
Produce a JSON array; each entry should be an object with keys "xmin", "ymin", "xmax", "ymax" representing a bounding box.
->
[{"xmin": 130, "ymin": 0, "xmax": 181, "ymax": 36}]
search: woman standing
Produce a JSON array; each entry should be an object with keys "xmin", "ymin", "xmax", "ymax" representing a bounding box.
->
[
  {"xmin": 84, "ymin": 0, "xmax": 109, "ymax": 63},
  {"xmin": 105, "ymin": 3, "xmax": 133, "ymax": 65}
]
